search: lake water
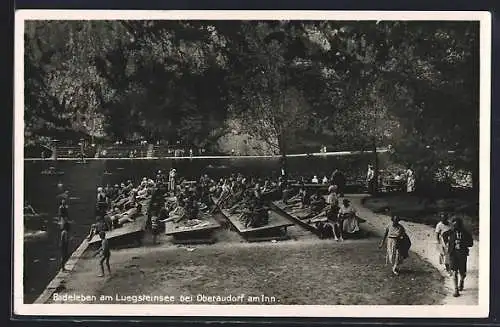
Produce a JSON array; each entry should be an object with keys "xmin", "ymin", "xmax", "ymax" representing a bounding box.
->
[{"xmin": 22, "ymin": 154, "xmax": 383, "ymax": 303}]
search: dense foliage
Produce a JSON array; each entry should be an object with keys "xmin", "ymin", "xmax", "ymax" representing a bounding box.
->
[{"xmin": 24, "ymin": 20, "xmax": 479, "ymax": 188}]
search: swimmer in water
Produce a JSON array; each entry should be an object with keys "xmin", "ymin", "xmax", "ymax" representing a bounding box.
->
[
  {"xmin": 57, "ymin": 190, "xmax": 70, "ymax": 200},
  {"xmin": 24, "ymin": 202, "xmax": 37, "ymax": 215},
  {"xmin": 57, "ymin": 181, "xmax": 64, "ymax": 189}
]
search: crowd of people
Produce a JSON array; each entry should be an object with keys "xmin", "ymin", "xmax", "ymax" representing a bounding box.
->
[
  {"xmin": 366, "ymin": 164, "xmax": 416, "ymax": 194},
  {"xmin": 46, "ymin": 164, "xmax": 474, "ymax": 296}
]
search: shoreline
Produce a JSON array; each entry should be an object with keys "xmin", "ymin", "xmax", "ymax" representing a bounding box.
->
[{"xmin": 23, "ymin": 149, "xmax": 390, "ymax": 161}]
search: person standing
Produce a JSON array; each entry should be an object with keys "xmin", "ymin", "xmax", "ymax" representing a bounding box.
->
[
  {"xmin": 151, "ymin": 215, "xmax": 160, "ymax": 244},
  {"xmin": 325, "ymin": 199, "xmax": 342, "ymax": 241},
  {"xmin": 94, "ymin": 231, "xmax": 111, "ymax": 277},
  {"xmin": 331, "ymin": 169, "xmax": 346, "ymax": 197},
  {"xmin": 443, "ymin": 217, "xmax": 473, "ymax": 297},
  {"xmin": 59, "ymin": 221, "xmax": 70, "ymax": 271},
  {"xmin": 96, "ymin": 187, "xmax": 108, "ymax": 216},
  {"xmin": 435, "ymin": 212, "xmax": 452, "ymax": 274},
  {"xmin": 58, "ymin": 199, "xmax": 70, "ymax": 229},
  {"xmin": 379, "ymin": 215, "xmax": 410, "ymax": 275},
  {"xmin": 326, "ymin": 187, "xmax": 338, "ymax": 206},
  {"xmin": 366, "ymin": 164, "xmax": 375, "ymax": 194},
  {"xmin": 406, "ymin": 166, "xmax": 416, "ymax": 193},
  {"xmin": 168, "ymin": 168, "xmax": 177, "ymax": 193}
]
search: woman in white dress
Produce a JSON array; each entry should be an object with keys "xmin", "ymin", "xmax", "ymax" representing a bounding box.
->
[
  {"xmin": 339, "ymin": 199, "xmax": 360, "ymax": 238},
  {"xmin": 406, "ymin": 167, "xmax": 415, "ymax": 193},
  {"xmin": 435, "ymin": 212, "xmax": 452, "ymax": 274}
]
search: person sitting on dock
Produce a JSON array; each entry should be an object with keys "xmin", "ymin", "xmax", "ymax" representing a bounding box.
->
[
  {"xmin": 123, "ymin": 189, "xmax": 138, "ymax": 210},
  {"xmin": 299, "ymin": 187, "xmax": 311, "ymax": 209},
  {"xmin": 339, "ymin": 199, "xmax": 360, "ymax": 238},
  {"xmin": 184, "ymin": 194, "xmax": 200, "ymax": 220},
  {"xmin": 109, "ymin": 207, "xmax": 122, "ymax": 229},
  {"xmin": 281, "ymin": 180, "xmax": 293, "ymax": 204},
  {"xmin": 241, "ymin": 194, "xmax": 269, "ymax": 228},
  {"xmin": 326, "ymin": 186, "xmax": 339, "ymax": 206},
  {"xmin": 96, "ymin": 187, "xmax": 109, "ymax": 216},
  {"xmin": 136, "ymin": 184, "xmax": 150, "ymax": 200},
  {"xmin": 151, "ymin": 214, "xmax": 160, "ymax": 244},
  {"xmin": 310, "ymin": 191, "xmax": 326, "ymax": 214},
  {"xmin": 326, "ymin": 199, "xmax": 342, "ymax": 241},
  {"xmin": 159, "ymin": 201, "xmax": 171, "ymax": 222},
  {"xmin": 168, "ymin": 198, "xmax": 186, "ymax": 222}
]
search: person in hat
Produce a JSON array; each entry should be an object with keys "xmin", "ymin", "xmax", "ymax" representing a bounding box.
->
[
  {"xmin": 442, "ymin": 217, "xmax": 473, "ymax": 297},
  {"xmin": 379, "ymin": 215, "xmax": 410, "ymax": 275},
  {"xmin": 435, "ymin": 212, "xmax": 452, "ymax": 274}
]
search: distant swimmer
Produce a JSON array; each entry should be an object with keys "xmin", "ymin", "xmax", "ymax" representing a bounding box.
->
[
  {"xmin": 58, "ymin": 199, "xmax": 70, "ymax": 228},
  {"xmin": 56, "ymin": 190, "xmax": 70, "ymax": 200},
  {"xmin": 24, "ymin": 202, "xmax": 37, "ymax": 216},
  {"xmin": 57, "ymin": 181, "xmax": 64, "ymax": 189},
  {"xmin": 59, "ymin": 221, "xmax": 70, "ymax": 271}
]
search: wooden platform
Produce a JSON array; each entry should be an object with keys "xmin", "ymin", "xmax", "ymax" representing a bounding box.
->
[
  {"xmin": 217, "ymin": 204, "xmax": 294, "ymax": 242},
  {"xmin": 272, "ymin": 199, "xmax": 367, "ymax": 238},
  {"xmin": 88, "ymin": 199, "xmax": 151, "ymax": 246},
  {"xmin": 164, "ymin": 213, "xmax": 221, "ymax": 244},
  {"xmin": 290, "ymin": 183, "xmax": 329, "ymax": 188},
  {"xmin": 271, "ymin": 200, "xmax": 322, "ymax": 236}
]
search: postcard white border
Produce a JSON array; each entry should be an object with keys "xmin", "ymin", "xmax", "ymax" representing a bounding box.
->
[{"xmin": 14, "ymin": 10, "xmax": 492, "ymax": 318}]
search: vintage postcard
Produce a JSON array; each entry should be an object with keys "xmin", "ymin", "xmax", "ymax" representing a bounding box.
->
[{"xmin": 14, "ymin": 10, "xmax": 491, "ymax": 318}]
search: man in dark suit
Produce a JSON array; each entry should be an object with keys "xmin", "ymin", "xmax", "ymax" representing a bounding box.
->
[{"xmin": 443, "ymin": 217, "xmax": 474, "ymax": 297}]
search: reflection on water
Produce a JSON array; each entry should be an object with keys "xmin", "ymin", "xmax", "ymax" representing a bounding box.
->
[{"xmin": 22, "ymin": 154, "xmax": 381, "ymax": 303}]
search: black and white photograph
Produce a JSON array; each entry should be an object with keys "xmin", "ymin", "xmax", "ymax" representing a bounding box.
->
[{"xmin": 14, "ymin": 10, "xmax": 491, "ymax": 317}]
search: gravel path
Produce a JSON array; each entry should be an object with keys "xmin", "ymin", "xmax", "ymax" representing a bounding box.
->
[{"xmin": 352, "ymin": 195, "xmax": 479, "ymax": 305}]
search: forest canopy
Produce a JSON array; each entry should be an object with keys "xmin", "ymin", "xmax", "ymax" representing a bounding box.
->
[{"xmin": 24, "ymin": 20, "xmax": 480, "ymax": 187}]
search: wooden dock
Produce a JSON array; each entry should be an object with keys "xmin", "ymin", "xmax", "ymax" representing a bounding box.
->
[
  {"xmin": 88, "ymin": 198, "xmax": 151, "ymax": 246},
  {"xmin": 164, "ymin": 213, "xmax": 221, "ymax": 244},
  {"xmin": 272, "ymin": 198, "xmax": 367, "ymax": 238},
  {"xmin": 271, "ymin": 200, "xmax": 323, "ymax": 236},
  {"xmin": 217, "ymin": 205, "xmax": 294, "ymax": 242}
]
